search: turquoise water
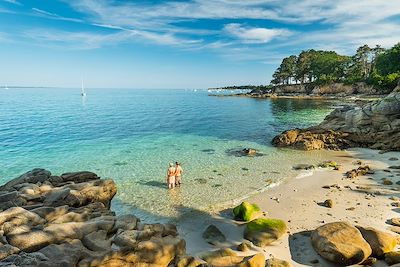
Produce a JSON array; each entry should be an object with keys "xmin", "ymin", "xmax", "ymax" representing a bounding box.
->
[{"xmin": 0, "ymin": 88, "xmax": 336, "ymax": 222}]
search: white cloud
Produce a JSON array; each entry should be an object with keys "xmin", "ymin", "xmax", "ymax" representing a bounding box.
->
[
  {"xmin": 224, "ymin": 23, "xmax": 291, "ymax": 44},
  {"xmin": 3, "ymin": 0, "xmax": 21, "ymax": 6},
  {"xmin": 31, "ymin": 7, "xmax": 83, "ymax": 23},
  {"xmin": 6, "ymin": 0, "xmax": 400, "ymax": 58}
]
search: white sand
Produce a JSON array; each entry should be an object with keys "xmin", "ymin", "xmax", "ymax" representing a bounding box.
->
[{"xmin": 177, "ymin": 148, "xmax": 400, "ymax": 266}]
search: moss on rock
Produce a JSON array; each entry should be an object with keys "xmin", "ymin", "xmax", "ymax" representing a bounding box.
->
[
  {"xmin": 233, "ymin": 202, "xmax": 261, "ymax": 222},
  {"xmin": 244, "ymin": 218, "xmax": 287, "ymax": 247}
]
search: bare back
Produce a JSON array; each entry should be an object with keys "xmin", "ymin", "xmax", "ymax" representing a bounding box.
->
[{"xmin": 175, "ymin": 165, "xmax": 183, "ymax": 176}]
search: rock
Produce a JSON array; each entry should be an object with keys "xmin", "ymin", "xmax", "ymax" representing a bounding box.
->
[
  {"xmin": 237, "ymin": 241, "xmax": 252, "ymax": 252},
  {"xmin": 390, "ymin": 218, "xmax": 400, "ymax": 227},
  {"xmin": 346, "ymin": 166, "xmax": 371, "ymax": 179},
  {"xmin": 383, "ymin": 178, "xmax": 393, "ymax": 185},
  {"xmin": 389, "ymin": 157, "xmax": 399, "ymax": 161},
  {"xmin": 0, "ymin": 207, "xmax": 45, "ymax": 226},
  {"xmin": 385, "ymin": 251, "xmax": 400, "ymax": 265},
  {"xmin": 390, "ymin": 166, "xmax": 400, "ymax": 169},
  {"xmin": 242, "ymin": 148, "xmax": 257, "ymax": 155},
  {"xmin": 292, "ymin": 164, "xmax": 315, "ymax": 170},
  {"xmin": 318, "ymin": 161, "xmax": 338, "ymax": 168},
  {"xmin": 357, "ymin": 226, "xmax": 397, "ymax": 257},
  {"xmin": 232, "ymin": 202, "xmax": 261, "ymax": 222},
  {"xmin": 43, "ymin": 179, "xmax": 117, "ymax": 208},
  {"xmin": 37, "ymin": 239, "xmax": 88, "ymax": 267},
  {"xmin": 175, "ymin": 255, "xmax": 203, "ymax": 267},
  {"xmin": 311, "ymin": 222, "xmax": 372, "ymax": 265},
  {"xmin": 323, "ymin": 199, "xmax": 333, "ymax": 208},
  {"xmin": 238, "ymin": 253, "xmax": 265, "ymax": 267},
  {"xmin": 114, "ymin": 214, "xmax": 139, "ymax": 231},
  {"xmin": 200, "ymin": 248, "xmax": 243, "ymax": 267},
  {"xmin": 30, "ymin": 206, "xmax": 69, "ymax": 221},
  {"xmin": 361, "ymin": 257, "xmax": 377, "ymax": 266},
  {"xmin": 0, "ymin": 169, "xmax": 188, "ymax": 267},
  {"xmin": 0, "ymin": 169, "xmax": 51, "ymax": 191},
  {"xmin": 265, "ymin": 258, "xmax": 292, "ymax": 267},
  {"xmin": 0, "ymin": 251, "xmax": 49, "ymax": 266},
  {"xmin": 134, "ymin": 236, "xmax": 186, "ymax": 266},
  {"xmin": 272, "ymin": 90, "xmax": 400, "ymax": 151},
  {"xmin": 202, "ymin": 225, "xmax": 226, "ymax": 245},
  {"xmin": 244, "ymin": 218, "xmax": 287, "ymax": 247},
  {"xmin": 59, "ymin": 171, "xmax": 99, "ymax": 184},
  {"xmin": 82, "ymin": 230, "xmax": 111, "ymax": 251},
  {"xmin": 0, "ymin": 245, "xmax": 20, "ymax": 260}
]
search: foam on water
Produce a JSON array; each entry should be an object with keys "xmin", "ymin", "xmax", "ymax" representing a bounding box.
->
[{"xmin": 0, "ymin": 88, "xmax": 338, "ymax": 222}]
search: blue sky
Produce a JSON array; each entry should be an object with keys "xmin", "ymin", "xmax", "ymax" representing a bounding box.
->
[{"xmin": 1, "ymin": 0, "xmax": 399, "ymax": 89}]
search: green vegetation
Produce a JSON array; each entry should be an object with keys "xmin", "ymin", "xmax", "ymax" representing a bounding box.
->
[
  {"xmin": 232, "ymin": 201, "xmax": 261, "ymax": 222},
  {"xmin": 246, "ymin": 218, "xmax": 287, "ymax": 232},
  {"xmin": 271, "ymin": 43, "xmax": 400, "ymax": 91}
]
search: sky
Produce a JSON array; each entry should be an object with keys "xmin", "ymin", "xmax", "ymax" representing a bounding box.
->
[{"xmin": 0, "ymin": 0, "xmax": 399, "ymax": 89}]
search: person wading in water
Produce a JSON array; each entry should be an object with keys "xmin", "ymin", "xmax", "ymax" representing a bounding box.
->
[
  {"xmin": 175, "ymin": 161, "xmax": 183, "ymax": 187},
  {"xmin": 167, "ymin": 163, "xmax": 176, "ymax": 189}
]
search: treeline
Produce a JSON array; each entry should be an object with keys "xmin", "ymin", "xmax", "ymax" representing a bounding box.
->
[
  {"xmin": 209, "ymin": 85, "xmax": 273, "ymax": 90},
  {"xmin": 271, "ymin": 43, "xmax": 400, "ymax": 90}
]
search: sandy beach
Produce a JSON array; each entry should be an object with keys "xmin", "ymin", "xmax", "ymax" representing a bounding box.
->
[{"xmin": 178, "ymin": 148, "xmax": 400, "ymax": 266}]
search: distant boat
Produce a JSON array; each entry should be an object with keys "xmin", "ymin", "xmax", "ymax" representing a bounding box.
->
[
  {"xmin": 81, "ymin": 81, "xmax": 86, "ymax": 97},
  {"xmin": 4, "ymin": 85, "xmax": 9, "ymax": 90}
]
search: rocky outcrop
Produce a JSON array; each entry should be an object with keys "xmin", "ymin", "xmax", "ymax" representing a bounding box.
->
[
  {"xmin": 255, "ymin": 82, "xmax": 379, "ymax": 97},
  {"xmin": 0, "ymin": 169, "xmax": 186, "ymax": 266},
  {"xmin": 272, "ymin": 82, "xmax": 400, "ymax": 151}
]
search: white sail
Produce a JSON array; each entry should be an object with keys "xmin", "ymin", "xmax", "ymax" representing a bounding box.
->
[{"xmin": 81, "ymin": 80, "xmax": 86, "ymax": 96}]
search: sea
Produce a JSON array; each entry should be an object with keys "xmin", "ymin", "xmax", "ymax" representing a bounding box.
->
[{"xmin": 0, "ymin": 88, "xmax": 338, "ymax": 223}]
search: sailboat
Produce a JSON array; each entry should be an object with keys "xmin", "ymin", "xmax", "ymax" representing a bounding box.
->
[
  {"xmin": 81, "ymin": 80, "xmax": 86, "ymax": 97},
  {"xmin": 4, "ymin": 85, "xmax": 9, "ymax": 90}
]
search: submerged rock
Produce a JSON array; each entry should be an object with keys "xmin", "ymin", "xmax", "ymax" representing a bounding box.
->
[
  {"xmin": 311, "ymin": 222, "xmax": 372, "ymax": 265},
  {"xmin": 232, "ymin": 202, "xmax": 261, "ymax": 222},
  {"xmin": 244, "ymin": 218, "xmax": 287, "ymax": 247}
]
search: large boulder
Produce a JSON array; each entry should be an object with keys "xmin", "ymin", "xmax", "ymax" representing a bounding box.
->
[
  {"xmin": 244, "ymin": 218, "xmax": 287, "ymax": 247},
  {"xmin": 357, "ymin": 226, "xmax": 397, "ymax": 257},
  {"xmin": 233, "ymin": 202, "xmax": 261, "ymax": 222},
  {"xmin": 311, "ymin": 222, "xmax": 372, "ymax": 265}
]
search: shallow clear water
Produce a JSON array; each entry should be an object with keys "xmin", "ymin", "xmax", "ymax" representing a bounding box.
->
[{"xmin": 0, "ymin": 88, "xmax": 337, "ymax": 222}]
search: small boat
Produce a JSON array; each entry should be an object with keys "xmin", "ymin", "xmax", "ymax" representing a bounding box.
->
[
  {"xmin": 81, "ymin": 80, "xmax": 86, "ymax": 97},
  {"xmin": 4, "ymin": 85, "xmax": 9, "ymax": 90}
]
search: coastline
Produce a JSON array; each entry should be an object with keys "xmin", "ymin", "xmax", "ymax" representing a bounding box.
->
[
  {"xmin": 177, "ymin": 147, "xmax": 400, "ymax": 266},
  {"xmin": 208, "ymin": 92, "xmax": 386, "ymax": 101}
]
